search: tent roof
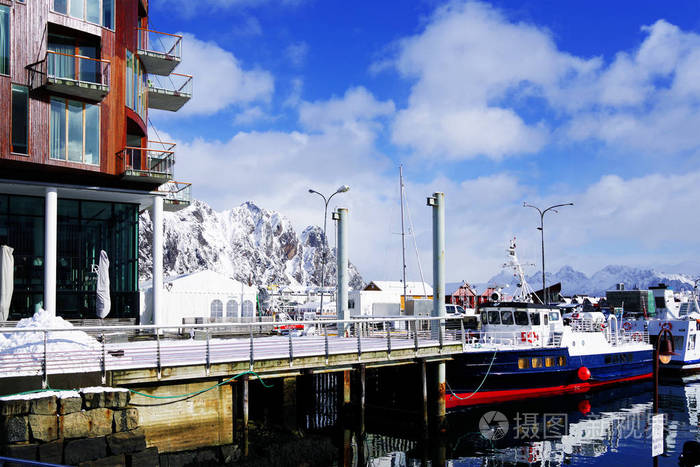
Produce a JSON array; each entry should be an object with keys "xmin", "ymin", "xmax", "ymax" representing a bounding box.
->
[
  {"xmin": 140, "ymin": 269, "xmax": 257, "ymax": 294},
  {"xmin": 363, "ymin": 281, "xmax": 433, "ymax": 295}
]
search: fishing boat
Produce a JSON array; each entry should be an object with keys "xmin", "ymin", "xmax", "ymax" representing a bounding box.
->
[{"xmin": 446, "ymin": 240, "xmax": 653, "ymax": 408}]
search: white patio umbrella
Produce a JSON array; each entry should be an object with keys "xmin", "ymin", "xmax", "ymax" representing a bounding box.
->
[
  {"xmin": 96, "ymin": 250, "xmax": 111, "ymax": 319},
  {"xmin": 0, "ymin": 245, "xmax": 13, "ymax": 321}
]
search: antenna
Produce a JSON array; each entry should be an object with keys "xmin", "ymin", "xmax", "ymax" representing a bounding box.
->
[{"xmin": 502, "ymin": 237, "xmax": 541, "ymax": 304}]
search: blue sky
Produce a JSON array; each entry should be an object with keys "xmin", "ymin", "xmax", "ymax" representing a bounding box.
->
[{"xmin": 148, "ymin": 0, "xmax": 700, "ymax": 283}]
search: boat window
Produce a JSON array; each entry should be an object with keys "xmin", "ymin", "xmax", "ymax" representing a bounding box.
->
[
  {"xmin": 518, "ymin": 358, "xmax": 530, "ymax": 369},
  {"xmin": 488, "ymin": 310, "xmax": 501, "ymax": 325},
  {"xmin": 514, "ymin": 311, "xmax": 529, "ymax": 326},
  {"xmin": 543, "ymin": 313, "xmax": 548, "ymax": 325},
  {"xmin": 558, "ymin": 356, "xmax": 566, "ymax": 366},
  {"xmin": 501, "ymin": 311, "xmax": 514, "ymax": 325},
  {"xmin": 530, "ymin": 312, "xmax": 540, "ymax": 325},
  {"xmin": 689, "ymin": 334, "xmax": 696, "ymax": 351},
  {"xmin": 531, "ymin": 357, "xmax": 542, "ymax": 368},
  {"xmin": 545, "ymin": 357, "xmax": 555, "ymax": 367},
  {"xmin": 457, "ymin": 306, "xmax": 466, "ymax": 314},
  {"xmin": 549, "ymin": 311, "xmax": 560, "ymax": 321},
  {"xmin": 480, "ymin": 311, "xmax": 488, "ymax": 324}
]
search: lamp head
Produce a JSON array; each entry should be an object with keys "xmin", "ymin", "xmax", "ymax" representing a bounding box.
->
[
  {"xmin": 308, "ymin": 189, "xmax": 314, "ymax": 193},
  {"xmin": 337, "ymin": 185, "xmax": 350, "ymax": 193},
  {"xmin": 658, "ymin": 335, "xmax": 677, "ymax": 364}
]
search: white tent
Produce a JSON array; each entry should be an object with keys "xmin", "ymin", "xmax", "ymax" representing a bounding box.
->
[
  {"xmin": 96, "ymin": 250, "xmax": 110, "ymax": 319},
  {"xmin": 139, "ymin": 270, "xmax": 258, "ymax": 326},
  {"xmin": 0, "ymin": 245, "xmax": 13, "ymax": 321}
]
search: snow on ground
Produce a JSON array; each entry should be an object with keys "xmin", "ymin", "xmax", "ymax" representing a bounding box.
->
[
  {"xmin": 0, "ymin": 309, "xmax": 99, "ymax": 355},
  {"xmin": 0, "ymin": 389, "xmax": 80, "ymax": 401}
]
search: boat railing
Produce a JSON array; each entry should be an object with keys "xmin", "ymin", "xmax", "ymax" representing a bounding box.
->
[
  {"xmin": 471, "ymin": 330, "xmax": 562, "ymax": 348},
  {"xmin": 618, "ymin": 329, "xmax": 650, "ymax": 345},
  {"xmin": 570, "ymin": 319, "xmax": 607, "ymax": 333}
]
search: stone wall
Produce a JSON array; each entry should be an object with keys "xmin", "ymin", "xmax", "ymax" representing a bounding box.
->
[{"xmin": 0, "ymin": 388, "xmax": 158, "ymax": 466}]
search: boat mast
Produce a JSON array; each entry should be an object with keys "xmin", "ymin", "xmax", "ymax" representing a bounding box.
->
[{"xmin": 400, "ymin": 165, "xmax": 407, "ymax": 305}]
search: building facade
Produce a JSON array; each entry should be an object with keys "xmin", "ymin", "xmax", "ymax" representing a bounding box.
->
[{"xmin": 0, "ymin": 0, "xmax": 191, "ymax": 321}]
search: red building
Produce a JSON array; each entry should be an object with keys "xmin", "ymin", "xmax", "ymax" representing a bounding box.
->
[
  {"xmin": 449, "ymin": 282, "xmax": 503, "ymax": 308},
  {"xmin": 0, "ymin": 0, "xmax": 191, "ymax": 322}
]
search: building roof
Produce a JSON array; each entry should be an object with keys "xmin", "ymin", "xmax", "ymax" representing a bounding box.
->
[
  {"xmin": 140, "ymin": 269, "xmax": 257, "ymax": 294},
  {"xmin": 363, "ymin": 281, "xmax": 433, "ymax": 295}
]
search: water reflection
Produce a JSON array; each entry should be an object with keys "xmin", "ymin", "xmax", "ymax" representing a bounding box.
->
[{"xmin": 341, "ymin": 382, "xmax": 700, "ymax": 466}]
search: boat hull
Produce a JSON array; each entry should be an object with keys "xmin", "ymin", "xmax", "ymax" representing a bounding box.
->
[{"xmin": 447, "ymin": 347, "xmax": 652, "ymax": 408}]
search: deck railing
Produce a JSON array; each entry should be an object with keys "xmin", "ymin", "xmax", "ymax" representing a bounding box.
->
[
  {"xmin": 137, "ymin": 28, "xmax": 182, "ymax": 60},
  {"xmin": 157, "ymin": 180, "xmax": 192, "ymax": 204},
  {"xmin": 148, "ymin": 72, "xmax": 192, "ymax": 96},
  {"xmin": 28, "ymin": 51, "xmax": 110, "ymax": 89},
  {"xmin": 116, "ymin": 141, "xmax": 176, "ymax": 178}
]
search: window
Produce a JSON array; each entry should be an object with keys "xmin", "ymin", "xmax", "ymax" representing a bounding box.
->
[
  {"xmin": 530, "ymin": 312, "xmax": 540, "ymax": 325},
  {"xmin": 226, "ymin": 299, "xmax": 238, "ymax": 319},
  {"xmin": 487, "ymin": 310, "xmax": 501, "ymax": 325},
  {"xmin": 0, "ymin": 5, "xmax": 9, "ymax": 75},
  {"xmin": 348, "ymin": 299, "xmax": 355, "ymax": 309},
  {"xmin": 545, "ymin": 357, "xmax": 555, "ymax": 367},
  {"xmin": 549, "ymin": 311, "xmax": 560, "ymax": 321},
  {"xmin": 480, "ymin": 311, "xmax": 488, "ymax": 324},
  {"xmin": 543, "ymin": 314, "xmax": 548, "ymax": 325},
  {"xmin": 242, "ymin": 300, "xmax": 254, "ymax": 317},
  {"xmin": 518, "ymin": 358, "xmax": 530, "ymax": 369},
  {"xmin": 689, "ymin": 334, "xmax": 696, "ymax": 351},
  {"xmin": 49, "ymin": 97, "xmax": 100, "ymax": 165},
  {"xmin": 52, "ymin": 0, "xmax": 114, "ymax": 28},
  {"xmin": 531, "ymin": 357, "xmax": 542, "ymax": 368},
  {"xmin": 11, "ymin": 85, "xmax": 28, "ymax": 154},
  {"xmin": 514, "ymin": 311, "xmax": 529, "ymax": 326},
  {"xmin": 558, "ymin": 356, "xmax": 566, "ymax": 366},
  {"xmin": 501, "ymin": 310, "xmax": 514, "ymax": 325},
  {"xmin": 125, "ymin": 50, "xmax": 147, "ymax": 121},
  {"xmin": 210, "ymin": 299, "xmax": 223, "ymax": 319}
]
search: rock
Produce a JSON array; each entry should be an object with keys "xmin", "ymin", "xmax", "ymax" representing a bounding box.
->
[
  {"xmin": 195, "ymin": 448, "xmax": 219, "ymax": 464},
  {"xmin": 64, "ymin": 437, "xmax": 107, "ymax": 464},
  {"xmin": 86, "ymin": 409, "xmax": 114, "ymax": 437},
  {"xmin": 81, "ymin": 390, "xmax": 104, "ymax": 409},
  {"xmin": 78, "ymin": 454, "xmax": 126, "ymax": 467},
  {"xmin": 0, "ymin": 398, "xmax": 30, "ymax": 416},
  {"xmin": 58, "ymin": 394, "xmax": 83, "ymax": 415},
  {"xmin": 103, "ymin": 390, "xmax": 130, "ymax": 409},
  {"xmin": 29, "ymin": 395, "xmax": 57, "ymax": 415},
  {"xmin": 28, "ymin": 414, "xmax": 58, "ymax": 442},
  {"xmin": 126, "ymin": 446, "xmax": 159, "ymax": 467},
  {"xmin": 159, "ymin": 450, "xmax": 196, "ymax": 467},
  {"xmin": 2, "ymin": 442, "xmax": 38, "ymax": 462},
  {"xmin": 106, "ymin": 427, "xmax": 146, "ymax": 455},
  {"xmin": 1, "ymin": 415, "xmax": 29, "ymax": 443},
  {"xmin": 221, "ymin": 444, "xmax": 241, "ymax": 463},
  {"xmin": 113, "ymin": 408, "xmax": 139, "ymax": 432},
  {"xmin": 38, "ymin": 438, "xmax": 63, "ymax": 464},
  {"xmin": 61, "ymin": 409, "xmax": 113, "ymax": 439}
]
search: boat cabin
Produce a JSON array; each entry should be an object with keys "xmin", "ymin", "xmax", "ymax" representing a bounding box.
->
[{"xmin": 478, "ymin": 302, "xmax": 564, "ymax": 345}]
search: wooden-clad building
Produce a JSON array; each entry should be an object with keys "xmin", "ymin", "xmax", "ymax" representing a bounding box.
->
[{"xmin": 0, "ymin": 0, "xmax": 191, "ymax": 321}]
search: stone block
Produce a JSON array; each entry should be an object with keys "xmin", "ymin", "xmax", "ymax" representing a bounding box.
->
[
  {"xmin": 86, "ymin": 408, "xmax": 114, "ymax": 437},
  {"xmin": 103, "ymin": 390, "xmax": 130, "ymax": 409},
  {"xmin": 2, "ymin": 443, "xmax": 38, "ymax": 462},
  {"xmin": 106, "ymin": 427, "xmax": 146, "ymax": 455},
  {"xmin": 79, "ymin": 454, "xmax": 126, "ymax": 467},
  {"xmin": 28, "ymin": 414, "xmax": 58, "ymax": 442},
  {"xmin": 29, "ymin": 395, "xmax": 57, "ymax": 415},
  {"xmin": 113, "ymin": 408, "xmax": 139, "ymax": 432},
  {"xmin": 221, "ymin": 444, "xmax": 241, "ymax": 464},
  {"xmin": 126, "ymin": 447, "xmax": 159, "ymax": 467},
  {"xmin": 58, "ymin": 394, "xmax": 83, "ymax": 415},
  {"xmin": 61, "ymin": 411, "xmax": 89, "ymax": 438},
  {"xmin": 159, "ymin": 450, "xmax": 196, "ymax": 467},
  {"xmin": 81, "ymin": 391, "xmax": 104, "ymax": 410},
  {"xmin": 0, "ymin": 398, "xmax": 30, "ymax": 416},
  {"xmin": 64, "ymin": 437, "xmax": 107, "ymax": 465},
  {"xmin": 1, "ymin": 415, "xmax": 29, "ymax": 443},
  {"xmin": 38, "ymin": 438, "xmax": 64, "ymax": 464},
  {"xmin": 195, "ymin": 448, "xmax": 219, "ymax": 464}
]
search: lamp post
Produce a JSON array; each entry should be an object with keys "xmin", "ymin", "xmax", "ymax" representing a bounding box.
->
[
  {"xmin": 653, "ymin": 328, "xmax": 676, "ymax": 466},
  {"xmin": 523, "ymin": 202, "xmax": 573, "ymax": 304},
  {"xmin": 308, "ymin": 185, "xmax": 350, "ymax": 315}
]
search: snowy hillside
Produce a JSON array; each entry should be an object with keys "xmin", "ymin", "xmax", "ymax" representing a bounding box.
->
[
  {"xmin": 482, "ymin": 264, "xmax": 697, "ymax": 296},
  {"xmin": 139, "ymin": 200, "xmax": 363, "ymax": 289}
]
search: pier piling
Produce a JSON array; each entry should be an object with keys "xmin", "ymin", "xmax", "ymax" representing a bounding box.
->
[{"xmin": 243, "ymin": 375, "xmax": 249, "ymax": 457}]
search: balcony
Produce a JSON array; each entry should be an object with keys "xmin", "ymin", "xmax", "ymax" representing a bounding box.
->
[
  {"xmin": 137, "ymin": 28, "xmax": 182, "ymax": 76},
  {"xmin": 148, "ymin": 73, "xmax": 192, "ymax": 111},
  {"xmin": 28, "ymin": 51, "xmax": 110, "ymax": 101},
  {"xmin": 117, "ymin": 141, "xmax": 175, "ymax": 184},
  {"xmin": 158, "ymin": 181, "xmax": 192, "ymax": 211}
]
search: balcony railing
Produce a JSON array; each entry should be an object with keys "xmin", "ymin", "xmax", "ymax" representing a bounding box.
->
[
  {"xmin": 148, "ymin": 73, "xmax": 193, "ymax": 112},
  {"xmin": 117, "ymin": 141, "xmax": 175, "ymax": 183},
  {"xmin": 28, "ymin": 51, "xmax": 110, "ymax": 101},
  {"xmin": 158, "ymin": 181, "xmax": 192, "ymax": 211},
  {"xmin": 137, "ymin": 28, "xmax": 182, "ymax": 76}
]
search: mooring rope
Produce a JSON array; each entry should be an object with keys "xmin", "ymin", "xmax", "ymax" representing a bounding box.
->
[
  {"xmin": 446, "ymin": 348, "xmax": 498, "ymax": 401},
  {"xmin": 127, "ymin": 370, "xmax": 273, "ymax": 400}
]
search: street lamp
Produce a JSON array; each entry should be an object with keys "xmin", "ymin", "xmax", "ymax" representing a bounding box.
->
[
  {"xmin": 523, "ymin": 202, "xmax": 573, "ymax": 304},
  {"xmin": 653, "ymin": 328, "xmax": 676, "ymax": 466},
  {"xmin": 308, "ymin": 185, "xmax": 350, "ymax": 315}
]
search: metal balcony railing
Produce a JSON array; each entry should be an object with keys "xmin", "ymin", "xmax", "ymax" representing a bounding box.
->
[
  {"xmin": 117, "ymin": 141, "xmax": 175, "ymax": 182},
  {"xmin": 28, "ymin": 51, "xmax": 110, "ymax": 100},
  {"xmin": 148, "ymin": 73, "xmax": 193, "ymax": 111},
  {"xmin": 158, "ymin": 181, "xmax": 192, "ymax": 210},
  {"xmin": 136, "ymin": 28, "xmax": 182, "ymax": 75}
]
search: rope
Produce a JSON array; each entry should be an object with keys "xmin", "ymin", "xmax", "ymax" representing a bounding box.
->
[
  {"xmin": 446, "ymin": 348, "xmax": 498, "ymax": 400},
  {"xmin": 127, "ymin": 370, "xmax": 272, "ymax": 400}
]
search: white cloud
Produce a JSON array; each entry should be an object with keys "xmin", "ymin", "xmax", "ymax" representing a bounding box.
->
[
  {"xmin": 298, "ymin": 86, "xmax": 395, "ymax": 132},
  {"xmin": 283, "ymin": 77, "xmax": 304, "ymax": 108},
  {"xmin": 232, "ymin": 106, "xmax": 275, "ymax": 125},
  {"xmin": 285, "ymin": 42, "xmax": 309, "ymax": 67},
  {"xmin": 160, "ymin": 33, "xmax": 274, "ymax": 117}
]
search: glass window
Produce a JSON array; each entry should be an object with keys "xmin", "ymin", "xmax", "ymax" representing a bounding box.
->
[
  {"xmin": 226, "ymin": 300, "xmax": 238, "ymax": 319},
  {"xmin": 531, "ymin": 358, "xmax": 542, "ymax": 368},
  {"xmin": 530, "ymin": 312, "xmax": 540, "ymax": 325},
  {"xmin": 514, "ymin": 311, "xmax": 529, "ymax": 326},
  {"xmin": 558, "ymin": 356, "xmax": 566, "ymax": 366},
  {"xmin": 50, "ymin": 97, "xmax": 100, "ymax": 165},
  {"xmin": 0, "ymin": 5, "xmax": 9, "ymax": 75},
  {"xmin": 102, "ymin": 0, "xmax": 114, "ymax": 29},
  {"xmin": 480, "ymin": 311, "xmax": 488, "ymax": 324},
  {"xmin": 126, "ymin": 50, "xmax": 147, "ymax": 122},
  {"xmin": 86, "ymin": 0, "xmax": 100, "ymax": 24},
  {"xmin": 69, "ymin": 0, "xmax": 83, "ymax": 21},
  {"xmin": 210, "ymin": 299, "xmax": 223, "ymax": 319},
  {"xmin": 11, "ymin": 85, "xmax": 28, "ymax": 154},
  {"xmin": 53, "ymin": 0, "xmax": 67, "ymax": 14},
  {"xmin": 545, "ymin": 357, "xmax": 555, "ymax": 367},
  {"xmin": 549, "ymin": 311, "xmax": 560, "ymax": 321},
  {"xmin": 487, "ymin": 310, "xmax": 500, "ymax": 325},
  {"xmin": 501, "ymin": 310, "xmax": 514, "ymax": 325},
  {"xmin": 242, "ymin": 300, "xmax": 255, "ymax": 317},
  {"xmin": 544, "ymin": 313, "xmax": 549, "ymax": 325},
  {"xmin": 689, "ymin": 334, "xmax": 696, "ymax": 351},
  {"xmin": 518, "ymin": 358, "xmax": 530, "ymax": 369}
]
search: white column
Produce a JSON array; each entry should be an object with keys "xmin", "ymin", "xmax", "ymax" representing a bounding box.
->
[
  {"xmin": 152, "ymin": 196, "xmax": 164, "ymax": 327},
  {"xmin": 335, "ymin": 208, "xmax": 349, "ymax": 333},
  {"xmin": 44, "ymin": 188, "xmax": 58, "ymax": 316}
]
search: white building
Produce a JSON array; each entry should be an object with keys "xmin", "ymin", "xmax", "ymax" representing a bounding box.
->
[
  {"xmin": 348, "ymin": 281, "xmax": 433, "ymax": 317},
  {"xmin": 139, "ymin": 270, "xmax": 258, "ymax": 327}
]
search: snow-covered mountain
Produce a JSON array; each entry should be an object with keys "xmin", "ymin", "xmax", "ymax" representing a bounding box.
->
[
  {"xmin": 139, "ymin": 199, "xmax": 364, "ymax": 289},
  {"xmin": 482, "ymin": 264, "xmax": 697, "ymax": 297}
]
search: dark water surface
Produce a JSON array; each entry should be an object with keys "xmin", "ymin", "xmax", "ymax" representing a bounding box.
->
[{"xmin": 335, "ymin": 381, "xmax": 700, "ymax": 466}]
